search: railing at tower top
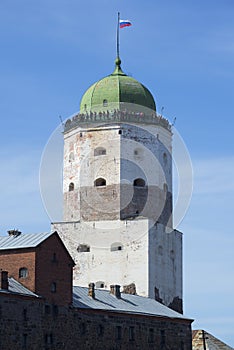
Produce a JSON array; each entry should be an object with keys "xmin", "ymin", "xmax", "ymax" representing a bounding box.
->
[{"xmin": 64, "ymin": 109, "xmax": 171, "ymax": 133}]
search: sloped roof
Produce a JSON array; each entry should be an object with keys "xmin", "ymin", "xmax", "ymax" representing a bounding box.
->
[
  {"xmin": 0, "ymin": 277, "xmax": 39, "ymax": 298},
  {"xmin": 73, "ymin": 286, "xmax": 192, "ymax": 321},
  {"xmin": 0, "ymin": 231, "xmax": 54, "ymax": 250},
  {"xmin": 192, "ymin": 330, "xmax": 233, "ymax": 350}
]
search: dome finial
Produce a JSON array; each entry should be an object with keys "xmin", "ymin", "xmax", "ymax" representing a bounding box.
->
[{"xmin": 112, "ymin": 56, "xmax": 126, "ymax": 76}]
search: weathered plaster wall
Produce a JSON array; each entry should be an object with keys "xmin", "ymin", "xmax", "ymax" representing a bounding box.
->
[
  {"xmin": 63, "ymin": 123, "xmax": 172, "ymax": 226},
  {"xmin": 63, "ymin": 125, "xmax": 121, "ymax": 221},
  {"xmin": 52, "ymin": 220, "xmax": 182, "ymax": 311},
  {"xmin": 53, "ymin": 218, "xmax": 149, "ymax": 297},
  {"xmin": 149, "ymin": 223, "xmax": 183, "ymax": 313}
]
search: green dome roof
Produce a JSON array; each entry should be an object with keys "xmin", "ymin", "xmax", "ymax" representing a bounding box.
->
[{"xmin": 80, "ymin": 58, "xmax": 156, "ymax": 114}]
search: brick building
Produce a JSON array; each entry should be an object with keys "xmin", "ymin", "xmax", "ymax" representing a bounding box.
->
[{"xmin": 0, "ymin": 230, "xmax": 74, "ymax": 305}]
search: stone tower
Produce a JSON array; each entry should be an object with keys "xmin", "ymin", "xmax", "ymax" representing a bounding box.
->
[{"xmin": 52, "ymin": 57, "xmax": 183, "ymax": 313}]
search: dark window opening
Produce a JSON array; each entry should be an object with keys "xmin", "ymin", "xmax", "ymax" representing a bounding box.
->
[
  {"xmin": 19, "ymin": 267, "xmax": 28, "ymax": 279},
  {"xmin": 80, "ymin": 323, "xmax": 86, "ymax": 335},
  {"xmin": 69, "ymin": 182, "xmax": 74, "ymax": 192},
  {"xmin": 160, "ymin": 330, "xmax": 166, "ymax": 346},
  {"xmin": 116, "ymin": 326, "xmax": 122, "ymax": 340},
  {"xmin": 77, "ymin": 244, "xmax": 90, "ymax": 253},
  {"xmin": 94, "ymin": 147, "xmax": 106, "ymax": 156},
  {"xmin": 98, "ymin": 324, "xmax": 104, "ymax": 336},
  {"xmin": 103, "ymin": 99, "xmax": 108, "ymax": 107},
  {"xmin": 51, "ymin": 282, "xmax": 57, "ymax": 293},
  {"xmin": 111, "ymin": 242, "xmax": 123, "ymax": 252},
  {"xmin": 23, "ymin": 334, "xmax": 28, "ymax": 348},
  {"xmin": 52, "ymin": 253, "xmax": 57, "ymax": 262},
  {"xmin": 163, "ymin": 152, "xmax": 167, "ymax": 164},
  {"xmin": 45, "ymin": 305, "xmax": 51, "ymax": 314},
  {"xmin": 148, "ymin": 328, "xmax": 154, "ymax": 343},
  {"xmin": 94, "ymin": 178, "xmax": 106, "ymax": 187},
  {"xmin": 129, "ymin": 326, "xmax": 135, "ymax": 341},
  {"xmin": 80, "ymin": 132, "xmax": 83, "ymax": 137},
  {"xmin": 118, "ymin": 130, "xmax": 122, "ymax": 135},
  {"xmin": 45, "ymin": 334, "xmax": 53, "ymax": 345},
  {"xmin": 23, "ymin": 308, "xmax": 27, "ymax": 321},
  {"xmin": 53, "ymin": 305, "xmax": 58, "ymax": 316},
  {"xmin": 133, "ymin": 178, "xmax": 145, "ymax": 187},
  {"xmin": 96, "ymin": 281, "xmax": 105, "ymax": 288}
]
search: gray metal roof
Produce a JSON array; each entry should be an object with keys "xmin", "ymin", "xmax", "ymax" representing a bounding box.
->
[
  {"xmin": 0, "ymin": 277, "xmax": 40, "ymax": 298},
  {"xmin": 0, "ymin": 231, "xmax": 53, "ymax": 250},
  {"xmin": 73, "ymin": 286, "xmax": 191, "ymax": 320}
]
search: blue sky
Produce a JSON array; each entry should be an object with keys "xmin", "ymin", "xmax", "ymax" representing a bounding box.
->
[{"xmin": 0, "ymin": 0, "xmax": 234, "ymax": 346}]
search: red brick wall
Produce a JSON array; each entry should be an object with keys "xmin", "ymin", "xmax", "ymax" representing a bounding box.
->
[
  {"xmin": 0, "ymin": 249, "xmax": 36, "ymax": 291},
  {"xmin": 35, "ymin": 233, "xmax": 73, "ymax": 305}
]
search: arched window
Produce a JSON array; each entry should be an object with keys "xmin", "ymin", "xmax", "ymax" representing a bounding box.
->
[
  {"xmin": 110, "ymin": 242, "xmax": 123, "ymax": 252},
  {"xmin": 77, "ymin": 244, "xmax": 90, "ymax": 253},
  {"xmin": 96, "ymin": 281, "xmax": 105, "ymax": 288},
  {"xmin": 94, "ymin": 147, "xmax": 106, "ymax": 156},
  {"xmin": 133, "ymin": 178, "xmax": 145, "ymax": 187},
  {"xmin": 19, "ymin": 267, "xmax": 28, "ymax": 278},
  {"xmin": 103, "ymin": 99, "xmax": 108, "ymax": 107},
  {"xmin": 69, "ymin": 182, "xmax": 74, "ymax": 191},
  {"xmin": 94, "ymin": 178, "xmax": 106, "ymax": 187}
]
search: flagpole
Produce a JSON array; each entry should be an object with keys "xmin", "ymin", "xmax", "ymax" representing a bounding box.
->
[{"xmin": 117, "ymin": 12, "xmax": 120, "ymax": 58}]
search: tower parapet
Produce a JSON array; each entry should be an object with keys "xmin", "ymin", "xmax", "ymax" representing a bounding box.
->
[{"xmin": 64, "ymin": 107, "xmax": 171, "ymax": 133}]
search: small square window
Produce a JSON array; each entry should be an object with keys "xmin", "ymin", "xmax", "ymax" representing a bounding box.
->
[{"xmin": 19, "ymin": 268, "xmax": 28, "ymax": 278}]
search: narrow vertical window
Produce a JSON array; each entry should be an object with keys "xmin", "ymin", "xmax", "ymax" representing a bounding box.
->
[
  {"xmin": 80, "ymin": 323, "xmax": 86, "ymax": 335},
  {"xmin": 129, "ymin": 326, "xmax": 135, "ymax": 341},
  {"xmin": 160, "ymin": 330, "xmax": 166, "ymax": 346},
  {"xmin": 51, "ymin": 282, "xmax": 57, "ymax": 293},
  {"xmin": 148, "ymin": 328, "xmax": 154, "ymax": 343},
  {"xmin": 23, "ymin": 334, "xmax": 28, "ymax": 348},
  {"xmin": 103, "ymin": 99, "xmax": 108, "ymax": 107},
  {"xmin": 116, "ymin": 326, "xmax": 122, "ymax": 340},
  {"xmin": 69, "ymin": 182, "xmax": 74, "ymax": 191},
  {"xmin": 23, "ymin": 309, "xmax": 27, "ymax": 321},
  {"xmin": 98, "ymin": 324, "xmax": 104, "ymax": 336}
]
